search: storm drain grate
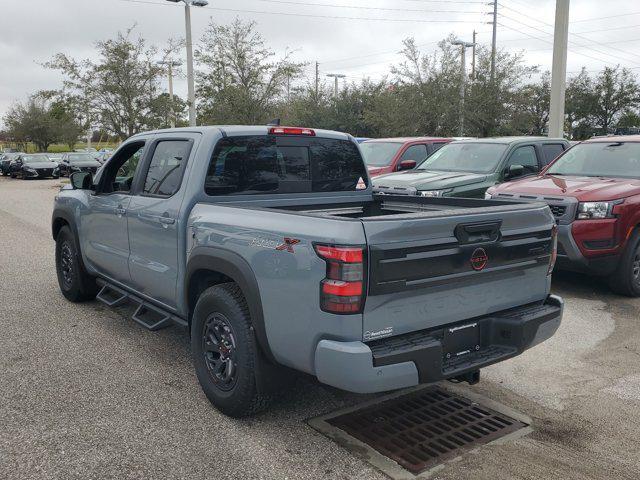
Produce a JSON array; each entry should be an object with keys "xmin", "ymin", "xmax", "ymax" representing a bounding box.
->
[{"xmin": 325, "ymin": 386, "xmax": 528, "ymax": 475}]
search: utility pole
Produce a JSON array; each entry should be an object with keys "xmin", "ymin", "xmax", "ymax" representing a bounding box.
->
[
  {"xmin": 184, "ymin": 3, "xmax": 196, "ymax": 126},
  {"xmin": 451, "ymin": 39, "xmax": 475, "ymax": 137},
  {"xmin": 549, "ymin": 0, "xmax": 571, "ymax": 138},
  {"xmin": 326, "ymin": 73, "xmax": 346, "ymax": 98},
  {"xmin": 490, "ymin": 0, "xmax": 497, "ymax": 83},
  {"xmin": 472, "ymin": 30, "xmax": 477, "ymax": 80},
  {"xmin": 158, "ymin": 60, "xmax": 182, "ymax": 128},
  {"xmin": 315, "ymin": 61, "xmax": 319, "ymax": 98},
  {"xmin": 166, "ymin": 0, "xmax": 209, "ymax": 127}
]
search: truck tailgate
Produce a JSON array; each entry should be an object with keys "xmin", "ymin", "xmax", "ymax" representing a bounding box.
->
[{"xmin": 361, "ymin": 202, "xmax": 555, "ymax": 340}]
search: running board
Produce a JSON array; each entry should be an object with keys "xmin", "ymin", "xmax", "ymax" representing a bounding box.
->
[{"xmin": 95, "ymin": 279, "xmax": 187, "ymax": 330}]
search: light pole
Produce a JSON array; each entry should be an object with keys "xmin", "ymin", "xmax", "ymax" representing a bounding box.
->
[
  {"xmin": 158, "ymin": 60, "xmax": 182, "ymax": 128},
  {"xmin": 326, "ymin": 73, "xmax": 346, "ymax": 98},
  {"xmin": 451, "ymin": 39, "xmax": 475, "ymax": 137},
  {"xmin": 549, "ymin": 0, "xmax": 571, "ymax": 138},
  {"xmin": 166, "ymin": 0, "xmax": 208, "ymax": 127}
]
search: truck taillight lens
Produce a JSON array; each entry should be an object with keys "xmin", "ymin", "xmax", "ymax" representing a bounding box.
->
[
  {"xmin": 315, "ymin": 244, "xmax": 365, "ymax": 314},
  {"xmin": 548, "ymin": 224, "xmax": 558, "ymax": 275}
]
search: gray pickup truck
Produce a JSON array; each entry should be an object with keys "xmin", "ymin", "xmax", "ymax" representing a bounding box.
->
[{"xmin": 52, "ymin": 126, "xmax": 563, "ymax": 417}]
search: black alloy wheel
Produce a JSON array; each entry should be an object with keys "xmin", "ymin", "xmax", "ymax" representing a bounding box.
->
[
  {"xmin": 202, "ymin": 313, "xmax": 238, "ymax": 391},
  {"xmin": 59, "ymin": 241, "xmax": 74, "ymax": 290}
]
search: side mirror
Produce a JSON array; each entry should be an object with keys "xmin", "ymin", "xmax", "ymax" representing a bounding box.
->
[
  {"xmin": 70, "ymin": 171, "xmax": 93, "ymax": 190},
  {"xmin": 398, "ymin": 159, "xmax": 417, "ymax": 171},
  {"xmin": 506, "ymin": 164, "xmax": 524, "ymax": 178}
]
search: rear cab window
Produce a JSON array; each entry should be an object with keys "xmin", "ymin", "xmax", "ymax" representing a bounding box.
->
[{"xmin": 205, "ymin": 135, "xmax": 368, "ymax": 196}]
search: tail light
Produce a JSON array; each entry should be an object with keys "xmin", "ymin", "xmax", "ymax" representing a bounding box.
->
[
  {"xmin": 548, "ymin": 224, "xmax": 558, "ymax": 275},
  {"xmin": 268, "ymin": 127, "xmax": 315, "ymax": 136},
  {"xmin": 314, "ymin": 244, "xmax": 366, "ymax": 314}
]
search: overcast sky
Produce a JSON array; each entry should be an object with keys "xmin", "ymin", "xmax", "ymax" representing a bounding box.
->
[{"xmin": 1, "ymin": 0, "xmax": 640, "ymax": 124}]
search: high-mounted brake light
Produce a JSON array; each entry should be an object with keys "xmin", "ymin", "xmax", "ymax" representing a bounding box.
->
[
  {"xmin": 268, "ymin": 127, "xmax": 316, "ymax": 136},
  {"xmin": 548, "ymin": 224, "xmax": 558, "ymax": 276},
  {"xmin": 315, "ymin": 244, "xmax": 366, "ymax": 314}
]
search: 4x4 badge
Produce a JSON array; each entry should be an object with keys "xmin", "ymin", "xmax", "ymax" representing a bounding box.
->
[
  {"xmin": 276, "ymin": 237, "xmax": 300, "ymax": 253},
  {"xmin": 470, "ymin": 247, "xmax": 488, "ymax": 271}
]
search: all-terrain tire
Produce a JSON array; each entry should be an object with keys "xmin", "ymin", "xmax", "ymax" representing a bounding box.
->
[
  {"xmin": 191, "ymin": 283, "xmax": 273, "ymax": 417},
  {"xmin": 55, "ymin": 225, "xmax": 98, "ymax": 302},
  {"xmin": 608, "ymin": 229, "xmax": 640, "ymax": 297}
]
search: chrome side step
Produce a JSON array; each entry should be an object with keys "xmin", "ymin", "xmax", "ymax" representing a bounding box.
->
[{"xmin": 95, "ymin": 280, "xmax": 187, "ymax": 330}]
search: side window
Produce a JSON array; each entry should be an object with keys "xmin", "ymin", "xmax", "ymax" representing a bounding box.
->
[
  {"xmin": 399, "ymin": 144, "xmax": 428, "ymax": 163},
  {"xmin": 505, "ymin": 146, "xmax": 539, "ymax": 175},
  {"xmin": 432, "ymin": 142, "xmax": 447, "ymax": 152},
  {"xmin": 99, "ymin": 142, "xmax": 145, "ymax": 194},
  {"xmin": 541, "ymin": 143, "xmax": 565, "ymax": 166},
  {"xmin": 142, "ymin": 140, "xmax": 191, "ymax": 197}
]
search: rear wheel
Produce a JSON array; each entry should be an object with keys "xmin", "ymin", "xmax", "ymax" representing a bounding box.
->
[
  {"xmin": 191, "ymin": 283, "xmax": 274, "ymax": 417},
  {"xmin": 55, "ymin": 225, "xmax": 98, "ymax": 302},
  {"xmin": 608, "ymin": 229, "xmax": 640, "ymax": 297}
]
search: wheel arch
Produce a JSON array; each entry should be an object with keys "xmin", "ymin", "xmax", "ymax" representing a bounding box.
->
[
  {"xmin": 52, "ymin": 208, "xmax": 77, "ymax": 241},
  {"xmin": 186, "ymin": 247, "xmax": 274, "ymax": 362}
]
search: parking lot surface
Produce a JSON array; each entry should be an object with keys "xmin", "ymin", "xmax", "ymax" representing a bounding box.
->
[{"xmin": 1, "ymin": 177, "xmax": 639, "ymax": 480}]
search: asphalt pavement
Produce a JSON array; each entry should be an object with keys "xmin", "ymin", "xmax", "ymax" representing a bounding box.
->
[{"xmin": 1, "ymin": 177, "xmax": 639, "ymax": 480}]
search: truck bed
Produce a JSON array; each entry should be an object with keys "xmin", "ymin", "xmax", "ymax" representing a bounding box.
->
[{"xmin": 267, "ymin": 194, "xmax": 536, "ymax": 220}]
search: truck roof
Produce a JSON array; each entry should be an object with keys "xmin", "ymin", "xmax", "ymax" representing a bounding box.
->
[
  {"xmin": 453, "ymin": 136, "xmax": 564, "ymax": 144},
  {"xmin": 363, "ymin": 137, "xmax": 451, "ymax": 143},
  {"xmin": 585, "ymin": 134, "xmax": 640, "ymax": 143},
  {"xmin": 130, "ymin": 125, "xmax": 352, "ymax": 140}
]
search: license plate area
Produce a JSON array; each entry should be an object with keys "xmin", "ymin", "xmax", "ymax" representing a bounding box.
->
[{"xmin": 443, "ymin": 322, "xmax": 480, "ymax": 359}]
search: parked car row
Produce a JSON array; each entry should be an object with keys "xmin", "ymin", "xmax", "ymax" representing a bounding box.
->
[
  {"xmin": 366, "ymin": 133, "xmax": 640, "ymax": 296},
  {"xmin": 0, "ymin": 151, "xmax": 103, "ymax": 179}
]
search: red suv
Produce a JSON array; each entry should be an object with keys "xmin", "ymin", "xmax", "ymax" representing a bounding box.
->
[
  {"xmin": 487, "ymin": 135, "xmax": 640, "ymax": 296},
  {"xmin": 360, "ymin": 137, "xmax": 452, "ymax": 177}
]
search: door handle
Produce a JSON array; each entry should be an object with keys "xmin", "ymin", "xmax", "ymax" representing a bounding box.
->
[
  {"xmin": 115, "ymin": 206, "xmax": 127, "ymax": 216},
  {"xmin": 159, "ymin": 216, "xmax": 175, "ymax": 225}
]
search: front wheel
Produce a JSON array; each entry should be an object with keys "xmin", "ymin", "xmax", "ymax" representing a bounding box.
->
[
  {"xmin": 609, "ymin": 230, "xmax": 640, "ymax": 297},
  {"xmin": 191, "ymin": 283, "xmax": 274, "ymax": 417},
  {"xmin": 55, "ymin": 225, "xmax": 98, "ymax": 302}
]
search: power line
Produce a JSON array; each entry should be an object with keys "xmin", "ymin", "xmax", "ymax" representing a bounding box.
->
[
  {"xmin": 575, "ymin": 23, "xmax": 640, "ymax": 35},
  {"xmin": 320, "ymin": 40, "xmax": 442, "ymax": 65},
  {"xmin": 572, "ymin": 11, "xmax": 640, "ymax": 23},
  {"xmin": 497, "ymin": 22, "xmax": 622, "ymax": 67},
  {"xmin": 117, "ymin": 0, "xmax": 488, "ymax": 24},
  {"xmin": 252, "ymin": 0, "xmax": 488, "ymax": 15},
  {"xmin": 498, "ymin": 11, "xmax": 640, "ymax": 66},
  {"xmin": 503, "ymin": 0, "xmax": 640, "ymax": 25}
]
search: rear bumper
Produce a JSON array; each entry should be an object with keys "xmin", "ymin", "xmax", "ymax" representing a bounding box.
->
[
  {"xmin": 314, "ymin": 295, "xmax": 563, "ymax": 394},
  {"xmin": 556, "ymin": 224, "xmax": 620, "ymax": 276}
]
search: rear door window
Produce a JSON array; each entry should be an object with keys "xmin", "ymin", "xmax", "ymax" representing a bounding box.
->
[
  {"xmin": 142, "ymin": 140, "xmax": 192, "ymax": 197},
  {"xmin": 431, "ymin": 142, "xmax": 447, "ymax": 153},
  {"xmin": 205, "ymin": 136, "xmax": 367, "ymax": 196},
  {"xmin": 399, "ymin": 144, "xmax": 428, "ymax": 163},
  {"xmin": 541, "ymin": 143, "xmax": 566, "ymax": 165}
]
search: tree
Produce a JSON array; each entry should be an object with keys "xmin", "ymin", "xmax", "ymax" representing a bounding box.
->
[
  {"xmin": 565, "ymin": 68, "xmax": 593, "ymax": 139},
  {"xmin": 617, "ymin": 109, "xmax": 640, "ymax": 129},
  {"xmin": 196, "ymin": 18, "xmax": 305, "ymax": 125},
  {"xmin": 590, "ymin": 66, "xmax": 639, "ymax": 134},
  {"xmin": 47, "ymin": 93, "xmax": 85, "ymax": 150},
  {"xmin": 3, "ymin": 96, "xmax": 59, "ymax": 151},
  {"xmin": 46, "ymin": 27, "xmax": 168, "ymax": 139},
  {"xmin": 147, "ymin": 92, "xmax": 188, "ymax": 129},
  {"xmin": 513, "ymin": 72, "xmax": 550, "ymax": 135}
]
